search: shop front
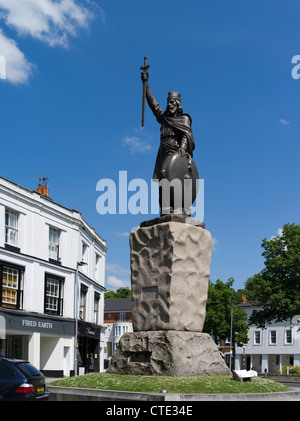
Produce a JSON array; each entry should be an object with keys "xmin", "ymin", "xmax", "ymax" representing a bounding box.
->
[
  {"xmin": 0, "ymin": 309, "xmax": 75, "ymax": 377},
  {"xmin": 78, "ymin": 321, "xmax": 101, "ymax": 373}
]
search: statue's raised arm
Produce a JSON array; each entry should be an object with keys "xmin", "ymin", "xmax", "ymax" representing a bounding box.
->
[{"xmin": 141, "ymin": 71, "xmax": 164, "ymax": 124}]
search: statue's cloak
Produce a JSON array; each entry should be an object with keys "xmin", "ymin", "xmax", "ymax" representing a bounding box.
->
[{"xmin": 153, "ymin": 113, "xmax": 195, "ymax": 180}]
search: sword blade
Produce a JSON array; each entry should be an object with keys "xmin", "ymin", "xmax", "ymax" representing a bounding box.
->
[
  {"xmin": 142, "ymin": 81, "xmax": 146, "ymax": 127},
  {"xmin": 140, "ymin": 56, "xmax": 150, "ymax": 127}
]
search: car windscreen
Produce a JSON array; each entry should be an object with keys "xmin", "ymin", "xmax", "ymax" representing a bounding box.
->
[{"xmin": 16, "ymin": 362, "xmax": 41, "ymax": 377}]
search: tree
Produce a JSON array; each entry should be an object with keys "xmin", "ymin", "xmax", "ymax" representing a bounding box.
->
[
  {"xmin": 248, "ymin": 223, "xmax": 300, "ymax": 328},
  {"xmin": 105, "ymin": 287, "xmax": 132, "ymax": 300},
  {"xmin": 203, "ymin": 278, "xmax": 249, "ymax": 346}
]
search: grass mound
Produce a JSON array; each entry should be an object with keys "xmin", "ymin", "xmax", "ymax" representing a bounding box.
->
[{"xmin": 51, "ymin": 373, "xmax": 289, "ymax": 394}]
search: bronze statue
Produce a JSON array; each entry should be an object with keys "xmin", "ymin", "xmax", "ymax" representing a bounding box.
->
[{"xmin": 141, "ymin": 57, "xmax": 199, "ymax": 216}]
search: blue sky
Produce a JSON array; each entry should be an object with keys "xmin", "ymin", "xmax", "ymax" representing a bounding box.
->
[{"xmin": 0, "ymin": 0, "xmax": 299, "ymax": 291}]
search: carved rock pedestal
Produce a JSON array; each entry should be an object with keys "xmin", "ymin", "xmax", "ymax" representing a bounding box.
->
[{"xmin": 107, "ymin": 220, "xmax": 230, "ymax": 377}]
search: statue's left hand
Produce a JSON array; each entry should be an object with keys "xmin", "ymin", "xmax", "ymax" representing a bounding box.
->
[{"xmin": 179, "ymin": 148, "xmax": 186, "ymax": 157}]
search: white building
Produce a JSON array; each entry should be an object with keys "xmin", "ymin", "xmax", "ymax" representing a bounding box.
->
[
  {"xmin": 103, "ymin": 298, "xmax": 133, "ymax": 366},
  {"xmin": 235, "ymin": 302, "xmax": 300, "ymax": 373},
  {"xmin": 0, "ymin": 176, "xmax": 107, "ymax": 377}
]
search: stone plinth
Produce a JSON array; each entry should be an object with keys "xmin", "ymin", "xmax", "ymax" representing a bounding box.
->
[
  {"xmin": 106, "ymin": 331, "xmax": 231, "ymax": 377},
  {"xmin": 130, "ymin": 222, "xmax": 212, "ymax": 332}
]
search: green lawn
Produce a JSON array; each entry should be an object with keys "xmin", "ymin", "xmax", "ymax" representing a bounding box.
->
[{"xmin": 50, "ymin": 373, "xmax": 290, "ymax": 394}]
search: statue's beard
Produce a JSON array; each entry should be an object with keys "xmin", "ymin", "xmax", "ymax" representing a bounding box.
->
[{"xmin": 166, "ymin": 105, "xmax": 177, "ymax": 116}]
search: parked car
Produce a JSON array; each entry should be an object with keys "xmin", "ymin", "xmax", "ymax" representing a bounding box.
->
[{"xmin": 0, "ymin": 357, "xmax": 50, "ymax": 401}]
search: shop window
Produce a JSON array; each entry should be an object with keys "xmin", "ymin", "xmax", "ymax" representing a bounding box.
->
[
  {"xmin": 44, "ymin": 274, "xmax": 64, "ymax": 316},
  {"xmin": 7, "ymin": 335, "xmax": 28, "ymax": 360},
  {"xmin": 0, "ymin": 262, "xmax": 24, "ymax": 310}
]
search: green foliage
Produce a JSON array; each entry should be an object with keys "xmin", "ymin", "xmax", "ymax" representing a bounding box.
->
[
  {"xmin": 203, "ymin": 278, "xmax": 249, "ymax": 346},
  {"xmin": 248, "ymin": 223, "xmax": 300, "ymax": 328},
  {"xmin": 105, "ymin": 287, "xmax": 131, "ymax": 300}
]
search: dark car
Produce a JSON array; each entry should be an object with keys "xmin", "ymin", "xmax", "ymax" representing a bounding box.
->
[{"xmin": 0, "ymin": 357, "xmax": 50, "ymax": 401}]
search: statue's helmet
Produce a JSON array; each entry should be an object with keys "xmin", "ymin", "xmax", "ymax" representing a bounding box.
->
[{"xmin": 168, "ymin": 91, "xmax": 181, "ymax": 102}]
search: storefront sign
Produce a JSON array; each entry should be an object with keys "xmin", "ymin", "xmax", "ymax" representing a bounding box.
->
[
  {"xmin": 78, "ymin": 321, "xmax": 100, "ymax": 339},
  {"xmin": 0, "ymin": 310, "xmax": 75, "ymax": 336},
  {"xmin": 22, "ymin": 319, "xmax": 53, "ymax": 329}
]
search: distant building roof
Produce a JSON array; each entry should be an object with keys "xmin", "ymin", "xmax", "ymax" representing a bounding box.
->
[{"xmin": 104, "ymin": 298, "xmax": 132, "ymax": 312}]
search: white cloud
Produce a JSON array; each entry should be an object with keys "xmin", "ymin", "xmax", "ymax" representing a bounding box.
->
[
  {"xmin": 0, "ymin": 0, "xmax": 94, "ymax": 47},
  {"xmin": 0, "ymin": 0, "xmax": 97, "ymax": 84},
  {"xmin": 212, "ymin": 237, "xmax": 218, "ymax": 252},
  {"xmin": 106, "ymin": 263, "xmax": 130, "ymax": 276},
  {"xmin": 279, "ymin": 118, "xmax": 290, "ymax": 125},
  {"xmin": 270, "ymin": 227, "xmax": 283, "ymax": 240},
  {"xmin": 106, "ymin": 263, "xmax": 130, "ymax": 289},
  {"xmin": 122, "ymin": 136, "xmax": 152, "ymax": 154},
  {"xmin": 0, "ymin": 29, "xmax": 34, "ymax": 84},
  {"xmin": 114, "ymin": 226, "xmax": 139, "ymax": 237},
  {"xmin": 114, "ymin": 231, "xmax": 130, "ymax": 238},
  {"xmin": 106, "ymin": 275, "xmax": 130, "ymax": 289}
]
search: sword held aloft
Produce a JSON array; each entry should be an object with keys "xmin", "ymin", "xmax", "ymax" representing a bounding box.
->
[{"xmin": 140, "ymin": 56, "xmax": 150, "ymax": 127}]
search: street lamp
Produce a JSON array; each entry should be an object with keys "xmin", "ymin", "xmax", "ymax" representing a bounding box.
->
[
  {"xmin": 229, "ymin": 295, "xmax": 234, "ymax": 371},
  {"xmin": 74, "ymin": 261, "xmax": 87, "ymax": 376}
]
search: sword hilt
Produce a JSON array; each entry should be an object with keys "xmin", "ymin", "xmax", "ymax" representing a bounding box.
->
[{"xmin": 140, "ymin": 56, "xmax": 150, "ymax": 73}]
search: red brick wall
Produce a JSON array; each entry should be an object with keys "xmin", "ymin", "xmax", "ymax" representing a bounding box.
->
[{"xmin": 104, "ymin": 311, "xmax": 132, "ymax": 324}]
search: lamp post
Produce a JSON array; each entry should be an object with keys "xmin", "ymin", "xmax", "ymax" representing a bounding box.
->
[
  {"xmin": 74, "ymin": 261, "xmax": 87, "ymax": 376},
  {"xmin": 229, "ymin": 295, "xmax": 234, "ymax": 371}
]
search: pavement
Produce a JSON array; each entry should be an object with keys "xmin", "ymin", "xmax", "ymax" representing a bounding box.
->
[{"xmin": 46, "ymin": 378, "xmax": 61, "ymax": 385}]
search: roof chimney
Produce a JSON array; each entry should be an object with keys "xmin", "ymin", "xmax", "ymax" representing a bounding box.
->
[
  {"xmin": 240, "ymin": 294, "xmax": 247, "ymax": 304},
  {"xmin": 36, "ymin": 183, "xmax": 49, "ymax": 197},
  {"xmin": 36, "ymin": 175, "xmax": 49, "ymax": 197}
]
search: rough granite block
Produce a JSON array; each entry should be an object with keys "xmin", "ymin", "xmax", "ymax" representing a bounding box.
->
[{"xmin": 130, "ymin": 222, "xmax": 212, "ymax": 332}]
